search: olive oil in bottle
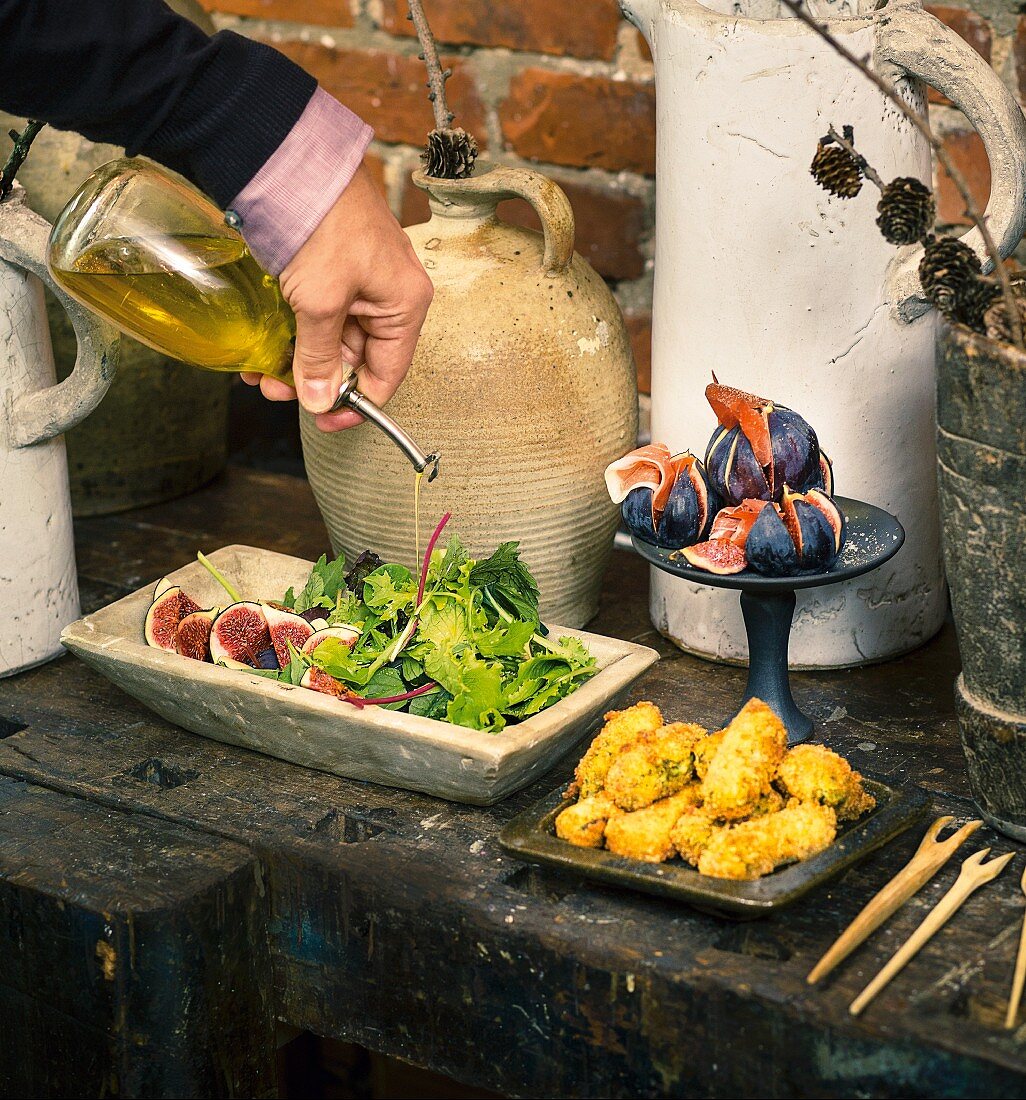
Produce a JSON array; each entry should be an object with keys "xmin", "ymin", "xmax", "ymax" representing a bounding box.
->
[{"xmin": 50, "ymin": 233, "xmax": 295, "ymax": 381}]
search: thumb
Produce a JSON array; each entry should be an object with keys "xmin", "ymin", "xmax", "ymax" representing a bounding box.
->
[{"xmin": 291, "ymin": 307, "xmax": 347, "ymax": 414}]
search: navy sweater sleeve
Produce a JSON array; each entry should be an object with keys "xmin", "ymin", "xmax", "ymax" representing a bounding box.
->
[{"xmin": 0, "ymin": 0, "xmax": 317, "ymax": 206}]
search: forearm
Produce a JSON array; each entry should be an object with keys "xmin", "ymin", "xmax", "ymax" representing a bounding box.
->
[{"xmin": 0, "ymin": 0, "xmax": 315, "ymax": 207}]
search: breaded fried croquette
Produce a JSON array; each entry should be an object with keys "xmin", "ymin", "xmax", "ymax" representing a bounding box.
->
[
  {"xmin": 698, "ymin": 803, "xmax": 837, "ymax": 880},
  {"xmin": 777, "ymin": 744, "xmax": 876, "ymax": 821},
  {"xmin": 701, "ymin": 700, "xmax": 787, "ymax": 821},
  {"xmin": 604, "ymin": 786, "xmax": 702, "ymax": 863},
  {"xmin": 555, "ymin": 793, "xmax": 619, "ymax": 848},
  {"xmin": 605, "ymin": 722, "xmax": 706, "ymax": 811},
  {"xmin": 572, "ymin": 701, "xmax": 663, "ymax": 797},
  {"xmin": 669, "ymin": 787, "xmax": 785, "ymax": 866},
  {"xmin": 692, "ymin": 729, "xmax": 725, "ymax": 780},
  {"xmin": 669, "ymin": 808, "xmax": 718, "ymax": 865}
]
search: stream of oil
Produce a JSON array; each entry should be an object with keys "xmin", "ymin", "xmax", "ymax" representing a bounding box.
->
[{"xmin": 414, "ymin": 469, "xmax": 424, "ymax": 570}]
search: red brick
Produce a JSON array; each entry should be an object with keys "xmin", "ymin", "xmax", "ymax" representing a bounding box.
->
[
  {"xmin": 625, "ymin": 312, "xmax": 651, "ymax": 394},
  {"xmin": 923, "ymin": 6, "xmax": 991, "ymax": 105},
  {"xmin": 379, "ymin": 0, "xmax": 621, "ymax": 61},
  {"xmin": 265, "ymin": 41, "xmax": 487, "ymax": 148},
  {"xmin": 936, "ymin": 131, "xmax": 990, "ymax": 226},
  {"xmin": 199, "ymin": 0, "xmax": 352, "ymax": 23},
  {"xmin": 632, "ymin": 28, "xmax": 653, "ymax": 64},
  {"xmin": 400, "ymin": 173, "xmax": 648, "ymax": 281},
  {"xmin": 501, "ymin": 70, "xmax": 655, "ymax": 175}
]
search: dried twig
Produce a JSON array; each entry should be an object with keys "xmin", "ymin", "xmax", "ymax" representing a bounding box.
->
[
  {"xmin": 407, "ymin": 0, "xmax": 453, "ymax": 131},
  {"xmin": 781, "ymin": 0, "xmax": 1023, "ymax": 349},
  {"xmin": 0, "ymin": 120, "xmax": 44, "ymax": 203},
  {"xmin": 826, "ymin": 125, "xmax": 885, "ymax": 190}
]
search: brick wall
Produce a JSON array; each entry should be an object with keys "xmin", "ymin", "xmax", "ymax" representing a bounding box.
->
[{"xmin": 200, "ymin": 0, "xmax": 1026, "ymax": 396}]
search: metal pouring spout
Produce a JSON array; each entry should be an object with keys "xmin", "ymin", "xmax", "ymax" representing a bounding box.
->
[{"xmin": 328, "ymin": 376, "xmax": 440, "ymax": 482}]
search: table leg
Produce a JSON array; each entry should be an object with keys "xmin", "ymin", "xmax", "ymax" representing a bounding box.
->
[{"xmin": 739, "ymin": 589, "xmax": 813, "ymax": 743}]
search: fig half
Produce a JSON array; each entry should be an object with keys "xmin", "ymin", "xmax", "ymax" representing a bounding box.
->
[
  {"xmin": 175, "ymin": 608, "xmax": 217, "ymax": 662},
  {"xmin": 300, "ymin": 666, "xmax": 352, "ymax": 699},
  {"xmin": 210, "ymin": 602, "xmax": 272, "ymax": 668},
  {"xmin": 302, "ymin": 625, "xmax": 360, "ymax": 656},
  {"xmin": 678, "ymin": 539, "xmax": 748, "ymax": 575},
  {"xmin": 144, "ymin": 586, "xmax": 201, "ymax": 651},
  {"xmin": 263, "ymin": 604, "xmax": 315, "ymax": 668}
]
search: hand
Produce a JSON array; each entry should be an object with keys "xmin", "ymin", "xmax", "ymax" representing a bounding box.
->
[{"xmin": 242, "ymin": 161, "xmax": 434, "ymax": 431}]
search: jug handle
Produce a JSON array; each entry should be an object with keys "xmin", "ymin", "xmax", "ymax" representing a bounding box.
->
[
  {"xmin": 0, "ymin": 189, "xmax": 118, "ymax": 447},
  {"xmin": 414, "ymin": 166, "xmax": 575, "ymax": 277},
  {"xmin": 878, "ymin": 5, "xmax": 1026, "ymax": 322}
]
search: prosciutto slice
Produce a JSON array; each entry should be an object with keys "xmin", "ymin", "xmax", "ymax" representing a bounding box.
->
[{"xmin": 604, "ymin": 444, "xmax": 678, "ymax": 516}]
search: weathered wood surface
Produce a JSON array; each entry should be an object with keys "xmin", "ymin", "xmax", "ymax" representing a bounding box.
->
[{"xmin": 1, "ymin": 466, "xmax": 1025, "ymax": 1098}]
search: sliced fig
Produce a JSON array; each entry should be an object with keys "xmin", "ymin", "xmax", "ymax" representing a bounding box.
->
[
  {"xmin": 782, "ymin": 489, "xmax": 838, "ymax": 570},
  {"xmin": 817, "ymin": 452, "xmax": 835, "ymax": 497},
  {"xmin": 621, "ymin": 485, "xmax": 658, "ymax": 542},
  {"xmin": 806, "ymin": 488, "xmax": 845, "ymax": 554},
  {"xmin": 678, "ymin": 539, "xmax": 748, "ymax": 575},
  {"xmin": 301, "ymin": 666, "xmax": 353, "ymax": 700},
  {"xmin": 746, "ymin": 501, "xmax": 800, "ymax": 576},
  {"xmin": 302, "ymin": 625, "xmax": 361, "ymax": 656},
  {"xmin": 175, "ymin": 608, "xmax": 217, "ymax": 661},
  {"xmin": 658, "ymin": 453, "xmax": 711, "ymax": 547},
  {"xmin": 153, "ymin": 576, "xmax": 176, "ymax": 600},
  {"xmin": 210, "ymin": 602, "xmax": 271, "ymax": 668},
  {"xmin": 144, "ymin": 586, "xmax": 201, "ymax": 651},
  {"xmin": 262, "ymin": 603, "xmax": 315, "ymax": 668}
]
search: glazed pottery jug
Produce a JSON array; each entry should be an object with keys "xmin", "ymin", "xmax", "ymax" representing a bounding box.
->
[
  {"xmin": 301, "ymin": 166, "xmax": 638, "ymax": 627},
  {"xmin": 936, "ymin": 306, "xmax": 1026, "ymax": 840},
  {"xmin": 0, "ymin": 186, "xmax": 118, "ymax": 675},
  {"xmin": 622, "ymin": 0, "xmax": 1026, "ymax": 667},
  {"xmin": 0, "ymin": 0, "xmax": 229, "ymax": 517}
]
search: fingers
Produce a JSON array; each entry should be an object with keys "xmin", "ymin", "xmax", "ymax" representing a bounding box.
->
[{"xmin": 291, "ymin": 305, "xmax": 348, "ymax": 414}]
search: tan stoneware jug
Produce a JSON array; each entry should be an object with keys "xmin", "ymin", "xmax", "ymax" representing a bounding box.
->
[{"xmin": 301, "ymin": 166, "xmax": 638, "ymax": 627}]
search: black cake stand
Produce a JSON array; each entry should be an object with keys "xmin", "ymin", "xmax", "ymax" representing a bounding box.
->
[{"xmin": 633, "ymin": 497, "xmax": 905, "ymax": 743}]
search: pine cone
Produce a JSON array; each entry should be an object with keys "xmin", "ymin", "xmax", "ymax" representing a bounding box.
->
[
  {"xmin": 919, "ymin": 236, "xmax": 982, "ymax": 317},
  {"xmin": 954, "ymin": 278, "xmax": 1001, "ymax": 332},
  {"xmin": 876, "ymin": 177, "xmax": 934, "ymax": 246},
  {"xmin": 983, "ymin": 295, "xmax": 1026, "ymax": 345},
  {"xmin": 421, "ymin": 127, "xmax": 479, "ymax": 180},
  {"xmin": 810, "ymin": 142, "xmax": 863, "ymax": 198}
]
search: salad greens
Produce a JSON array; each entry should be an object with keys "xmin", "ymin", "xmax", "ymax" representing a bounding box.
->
[{"xmin": 277, "ymin": 532, "xmax": 597, "ymax": 732}]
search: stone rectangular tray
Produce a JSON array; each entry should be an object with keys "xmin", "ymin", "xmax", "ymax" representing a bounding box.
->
[
  {"xmin": 61, "ymin": 545, "xmax": 659, "ymax": 805},
  {"xmin": 499, "ymin": 777, "xmax": 930, "ymax": 916}
]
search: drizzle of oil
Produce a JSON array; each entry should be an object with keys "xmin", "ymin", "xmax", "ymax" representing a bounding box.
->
[{"xmin": 414, "ymin": 469, "xmax": 424, "ymax": 568}]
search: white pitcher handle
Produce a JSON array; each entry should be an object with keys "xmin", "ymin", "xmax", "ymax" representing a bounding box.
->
[
  {"xmin": 879, "ymin": 4, "xmax": 1026, "ymax": 321},
  {"xmin": 0, "ymin": 187, "xmax": 118, "ymax": 447}
]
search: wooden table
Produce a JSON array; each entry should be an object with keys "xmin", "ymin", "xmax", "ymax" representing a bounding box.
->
[{"xmin": 2, "ymin": 467, "xmax": 1024, "ymax": 1099}]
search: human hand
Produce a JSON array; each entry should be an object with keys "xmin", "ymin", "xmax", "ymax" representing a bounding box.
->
[{"xmin": 242, "ymin": 161, "xmax": 434, "ymax": 431}]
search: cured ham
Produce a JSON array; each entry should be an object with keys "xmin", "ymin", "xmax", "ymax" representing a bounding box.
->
[{"xmin": 604, "ymin": 443, "xmax": 678, "ymax": 515}]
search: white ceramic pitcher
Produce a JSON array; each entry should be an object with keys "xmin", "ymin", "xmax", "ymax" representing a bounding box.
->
[
  {"xmin": 0, "ymin": 186, "xmax": 118, "ymax": 676},
  {"xmin": 621, "ymin": 0, "xmax": 1026, "ymax": 667}
]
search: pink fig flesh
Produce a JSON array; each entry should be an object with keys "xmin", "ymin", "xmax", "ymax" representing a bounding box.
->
[
  {"xmin": 210, "ymin": 602, "xmax": 271, "ymax": 667},
  {"xmin": 144, "ymin": 586, "xmax": 201, "ymax": 651},
  {"xmin": 262, "ymin": 604, "xmax": 315, "ymax": 667}
]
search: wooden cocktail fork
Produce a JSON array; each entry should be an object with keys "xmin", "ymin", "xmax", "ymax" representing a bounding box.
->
[
  {"xmin": 1004, "ymin": 865, "xmax": 1026, "ymax": 1029},
  {"xmin": 850, "ymin": 847, "xmax": 1015, "ymax": 1016},
  {"xmin": 807, "ymin": 816, "xmax": 982, "ymax": 985}
]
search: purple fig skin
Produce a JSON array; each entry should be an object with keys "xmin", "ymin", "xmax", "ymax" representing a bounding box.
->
[
  {"xmin": 746, "ymin": 505, "xmax": 799, "ymax": 576},
  {"xmin": 792, "ymin": 499, "xmax": 837, "ymax": 571},
  {"xmin": 768, "ymin": 408, "xmax": 821, "ymax": 499},
  {"xmin": 256, "ymin": 646, "xmax": 281, "ymax": 670},
  {"xmin": 298, "ymin": 607, "xmax": 326, "ymax": 625},
  {"xmin": 657, "ymin": 462, "xmax": 709, "ymax": 548},
  {"xmin": 621, "ymin": 485, "xmax": 658, "ymax": 542},
  {"xmin": 706, "ymin": 425, "xmax": 772, "ymax": 505}
]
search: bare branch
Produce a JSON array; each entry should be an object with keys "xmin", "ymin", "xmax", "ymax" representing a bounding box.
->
[
  {"xmin": 780, "ymin": 0, "xmax": 1022, "ymax": 349},
  {"xmin": 0, "ymin": 120, "xmax": 44, "ymax": 203},
  {"xmin": 407, "ymin": 0, "xmax": 450, "ymax": 131},
  {"xmin": 827, "ymin": 125, "xmax": 885, "ymax": 191}
]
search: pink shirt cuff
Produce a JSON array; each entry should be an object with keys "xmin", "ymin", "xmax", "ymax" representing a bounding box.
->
[{"xmin": 229, "ymin": 86, "xmax": 373, "ymax": 275}]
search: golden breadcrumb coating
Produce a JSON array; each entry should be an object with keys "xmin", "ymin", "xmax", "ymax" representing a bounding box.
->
[
  {"xmin": 692, "ymin": 729, "xmax": 725, "ymax": 780},
  {"xmin": 572, "ymin": 701, "xmax": 663, "ymax": 798},
  {"xmin": 701, "ymin": 700, "xmax": 787, "ymax": 821},
  {"xmin": 555, "ymin": 793, "xmax": 619, "ymax": 848},
  {"xmin": 698, "ymin": 803, "xmax": 837, "ymax": 880},
  {"xmin": 669, "ymin": 808, "xmax": 718, "ymax": 866},
  {"xmin": 605, "ymin": 722, "xmax": 705, "ymax": 811},
  {"xmin": 777, "ymin": 744, "xmax": 876, "ymax": 821},
  {"xmin": 604, "ymin": 786, "xmax": 702, "ymax": 863}
]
